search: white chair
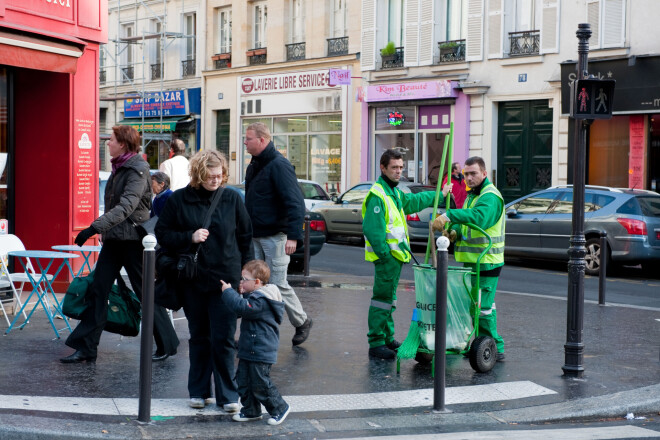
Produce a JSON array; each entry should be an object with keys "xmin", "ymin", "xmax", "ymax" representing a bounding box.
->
[{"xmin": 0, "ymin": 234, "xmax": 54, "ymax": 326}]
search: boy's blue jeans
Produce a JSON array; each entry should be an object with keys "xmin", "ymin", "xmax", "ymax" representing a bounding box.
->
[{"xmin": 236, "ymin": 359, "xmax": 288, "ymax": 417}]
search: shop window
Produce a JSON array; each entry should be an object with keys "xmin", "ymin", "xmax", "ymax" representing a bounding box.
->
[
  {"xmin": 588, "ymin": 116, "xmax": 629, "ymax": 188},
  {"xmin": 215, "ymin": 110, "xmax": 230, "ymax": 158},
  {"xmin": 310, "ymin": 115, "xmax": 342, "ymax": 132},
  {"xmin": 375, "ymin": 132, "xmax": 415, "ymax": 181},
  {"xmin": 375, "ymin": 107, "xmax": 415, "ymax": 131},
  {"xmin": 275, "ymin": 117, "xmax": 307, "ymax": 133},
  {"xmin": 310, "ymin": 134, "xmax": 341, "ymax": 194}
]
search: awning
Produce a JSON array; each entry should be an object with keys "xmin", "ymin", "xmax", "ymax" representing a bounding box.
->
[
  {"xmin": 0, "ymin": 28, "xmax": 84, "ymax": 74},
  {"xmin": 119, "ymin": 118, "xmax": 181, "ymax": 132}
]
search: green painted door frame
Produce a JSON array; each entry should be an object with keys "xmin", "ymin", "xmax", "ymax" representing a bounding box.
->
[{"xmin": 497, "ymin": 100, "xmax": 553, "ymax": 203}]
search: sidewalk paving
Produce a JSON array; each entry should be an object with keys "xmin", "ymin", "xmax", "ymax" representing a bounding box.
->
[{"xmin": 0, "ymin": 270, "xmax": 658, "ymax": 439}]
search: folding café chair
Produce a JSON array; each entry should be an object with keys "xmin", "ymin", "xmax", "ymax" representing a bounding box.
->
[{"xmin": 0, "ymin": 234, "xmax": 54, "ymax": 326}]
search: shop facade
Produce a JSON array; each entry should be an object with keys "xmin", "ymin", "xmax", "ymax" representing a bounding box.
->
[
  {"xmin": 119, "ymin": 87, "xmax": 201, "ymax": 170},
  {"xmin": 0, "ymin": 0, "xmax": 106, "ymax": 270},
  {"xmin": 359, "ymin": 80, "xmax": 470, "ymax": 184},
  {"xmin": 204, "ymin": 62, "xmax": 362, "ymax": 195},
  {"xmin": 561, "ymin": 56, "xmax": 660, "ymax": 192}
]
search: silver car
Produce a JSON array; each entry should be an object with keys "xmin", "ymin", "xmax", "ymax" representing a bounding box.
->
[
  {"xmin": 505, "ymin": 185, "xmax": 660, "ymax": 275},
  {"xmin": 311, "ymin": 181, "xmax": 447, "ymax": 244}
]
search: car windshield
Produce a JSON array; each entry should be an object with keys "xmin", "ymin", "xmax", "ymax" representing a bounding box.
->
[
  {"xmin": 511, "ymin": 191, "xmax": 561, "ymax": 214},
  {"xmin": 341, "ymin": 185, "xmax": 372, "ymax": 204},
  {"xmin": 636, "ymin": 196, "xmax": 660, "ymax": 217},
  {"xmin": 299, "ymin": 182, "xmax": 330, "ymax": 200},
  {"xmin": 409, "ymin": 185, "xmax": 436, "ymax": 194}
]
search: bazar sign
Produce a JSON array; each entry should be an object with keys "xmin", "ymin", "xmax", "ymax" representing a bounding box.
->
[
  {"xmin": 124, "ymin": 90, "xmax": 187, "ymax": 118},
  {"xmin": 241, "ymin": 70, "xmax": 338, "ymax": 95},
  {"xmin": 361, "ymin": 80, "xmax": 457, "ymax": 102},
  {"xmin": 13, "ymin": 0, "xmax": 75, "ymax": 20}
]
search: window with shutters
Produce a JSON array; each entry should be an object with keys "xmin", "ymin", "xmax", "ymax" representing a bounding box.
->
[
  {"xmin": 253, "ymin": 2, "xmax": 268, "ymax": 49},
  {"xmin": 151, "ymin": 19, "xmax": 163, "ymax": 80},
  {"xmin": 331, "ymin": 0, "xmax": 347, "ymax": 38},
  {"xmin": 182, "ymin": 13, "xmax": 196, "ymax": 77},
  {"xmin": 387, "ymin": 0, "xmax": 404, "ymax": 47},
  {"xmin": 290, "ymin": 0, "xmax": 305, "ymax": 43},
  {"xmin": 587, "ymin": 0, "xmax": 625, "ymax": 49},
  {"xmin": 120, "ymin": 23, "xmax": 135, "ymax": 83},
  {"xmin": 506, "ymin": 0, "xmax": 540, "ymax": 56},
  {"xmin": 438, "ymin": 0, "xmax": 467, "ymax": 63},
  {"xmin": 218, "ymin": 8, "xmax": 232, "ymax": 54}
]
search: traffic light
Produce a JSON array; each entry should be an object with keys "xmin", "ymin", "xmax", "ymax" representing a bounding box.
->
[{"xmin": 570, "ymin": 78, "xmax": 615, "ymax": 119}]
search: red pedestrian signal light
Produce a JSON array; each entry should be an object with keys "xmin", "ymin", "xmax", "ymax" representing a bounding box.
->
[{"xmin": 570, "ymin": 78, "xmax": 615, "ymax": 119}]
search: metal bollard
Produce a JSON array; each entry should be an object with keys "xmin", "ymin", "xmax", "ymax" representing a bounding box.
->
[
  {"xmin": 138, "ymin": 234, "xmax": 156, "ymax": 423},
  {"xmin": 433, "ymin": 235, "xmax": 451, "ymax": 414},
  {"xmin": 303, "ymin": 215, "xmax": 311, "ymax": 277},
  {"xmin": 598, "ymin": 231, "xmax": 607, "ymax": 305}
]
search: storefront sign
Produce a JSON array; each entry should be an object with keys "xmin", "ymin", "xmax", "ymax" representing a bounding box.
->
[
  {"xmin": 241, "ymin": 69, "xmax": 337, "ymax": 95},
  {"xmin": 629, "ymin": 115, "xmax": 645, "ymax": 188},
  {"xmin": 73, "ymin": 118, "xmax": 95, "ymax": 227},
  {"xmin": 359, "ymin": 80, "xmax": 457, "ymax": 102},
  {"xmin": 124, "ymin": 91, "xmax": 187, "ymax": 118},
  {"xmin": 11, "ymin": 0, "xmax": 75, "ymax": 21},
  {"xmin": 329, "ymin": 69, "xmax": 351, "ymax": 86}
]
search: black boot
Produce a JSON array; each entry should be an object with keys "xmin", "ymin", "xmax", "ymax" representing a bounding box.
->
[{"xmin": 60, "ymin": 350, "xmax": 96, "ymax": 364}]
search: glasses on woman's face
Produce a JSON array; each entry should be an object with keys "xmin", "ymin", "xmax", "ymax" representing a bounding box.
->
[
  {"xmin": 240, "ymin": 276, "xmax": 257, "ymax": 282},
  {"xmin": 206, "ymin": 174, "xmax": 223, "ymax": 182}
]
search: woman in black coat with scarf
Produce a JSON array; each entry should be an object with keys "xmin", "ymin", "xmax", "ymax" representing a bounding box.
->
[
  {"xmin": 61, "ymin": 125, "xmax": 152, "ymax": 363},
  {"xmin": 155, "ymin": 150, "xmax": 253, "ymax": 412}
]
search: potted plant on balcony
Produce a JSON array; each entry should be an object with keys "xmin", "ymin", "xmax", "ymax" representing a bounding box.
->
[
  {"xmin": 439, "ymin": 41, "xmax": 462, "ymax": 61},
  {"xmin": 380, "ymin": 41, "xmax": 397, "ymax": 63},
  {"xmin": 253, "ymin": 47, "xmax": 267, "ymax": 56}
]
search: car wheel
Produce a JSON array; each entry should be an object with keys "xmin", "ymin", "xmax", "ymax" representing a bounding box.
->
[
  {"xmin": 585, "ymin": 237, "xmax": 608, "ymax": 276},
  {"xmin": 468, "ymin": 336, "xmax": 497, "ymax": 373}
]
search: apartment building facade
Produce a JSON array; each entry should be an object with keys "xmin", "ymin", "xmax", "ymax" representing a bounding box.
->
[
  {"xmin": 202, "ymin": 0, "xmax": 362, "ymax": 192},
  {"xmin": 100, "ymin": 0, "xmax": 204, "ymax": 171},
  {"xmin": 360, "ymin": 0, "xmax": 660, "ymax": 201}
]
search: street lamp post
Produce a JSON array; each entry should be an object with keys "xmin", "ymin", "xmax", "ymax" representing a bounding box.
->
[{"xmin": 563, "ymin": 23, "xmax": 591, "ymax": 378}]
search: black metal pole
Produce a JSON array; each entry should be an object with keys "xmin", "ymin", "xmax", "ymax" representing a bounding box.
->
[
  {"xmin": 598, "ymin": 231, "xmax": 607, "ymax": 305},
  {"xmin": 138, "ymin": 235, "xmax": 156, "ymax": 423},
  {"xmin": 303, "ymin": 215, "xmax": 311, "ymax": 277},
  {"xmin": 433, "ymin": 236, "xmax": 450, "ymax": 413},
  {"xmin": 563, "ymin": 23, "xmax": 591, "ymax": 378}
]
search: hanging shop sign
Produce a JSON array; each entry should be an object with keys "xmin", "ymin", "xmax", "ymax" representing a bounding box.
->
[
  {"xmin": 124, "ymin": 90, "xmax": 187, "ymax": 118},
  {"xmin": 329, "ymin": 68, "xmax": 351, "ymax": 86},
  {"xmin": 240, "ymin": 69, "xmax": 339, "ymax": 95}
]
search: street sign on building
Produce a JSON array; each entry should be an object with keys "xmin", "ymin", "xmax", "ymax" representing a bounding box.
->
[{"xmin": 570, "ymin": 78, "xmax": 616, "ymax": 119}]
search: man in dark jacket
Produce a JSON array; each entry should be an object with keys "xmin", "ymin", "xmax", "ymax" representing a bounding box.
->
[{"xmin": 244, "ymin": 122, "xmax": 312, "ymax": 346}]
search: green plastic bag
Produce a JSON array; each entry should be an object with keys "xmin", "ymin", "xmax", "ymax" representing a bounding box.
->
[
  {"xmin": 412, "ymin": 264, "xmax": 473, "ymax": 352},
  {"xmin": 62, "ymin": 271, "xmax": 142, "ymax": 337}
]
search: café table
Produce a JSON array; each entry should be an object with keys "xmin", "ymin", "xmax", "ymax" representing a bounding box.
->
[
  {"xmin": 5, "ymin": 250, "xmax": 78, "ymax": 338},
  {"xmin": 52, "ymin": 245, "xmax": 102, "ymax": 277}
]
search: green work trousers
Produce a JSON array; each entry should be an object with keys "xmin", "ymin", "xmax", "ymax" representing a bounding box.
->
[
  {"xmin": 471, "ymin": 275, "xmax": 504, "ymax": 353},
  {"xmin": 368, "ymin": 256, "xmax": 403, "ymax": 348}
]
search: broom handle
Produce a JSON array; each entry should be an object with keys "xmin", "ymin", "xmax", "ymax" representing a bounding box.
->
[
  {"xmin": 424, "ymin": 132, "xmax": 451, "ymax": 265},
  {"xmin": 445, "ymin": 122, "xmax": 454, "ymax": 212}
]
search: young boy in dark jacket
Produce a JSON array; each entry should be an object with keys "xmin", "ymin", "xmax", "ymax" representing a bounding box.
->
[{"xmin": 220, "ymin": 260, "xmax": 290, "ymax": 425}]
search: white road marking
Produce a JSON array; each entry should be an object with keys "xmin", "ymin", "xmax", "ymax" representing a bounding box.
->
[
  {"xmin": 498, "ymin": 290, "xmax": 660, "ymax": 312},
  {"xmin": 0, "ymin": 381, "xmax": 555, "ymax": 416},
  {"xmin": 335, "ymin": 426, "xmax": 660, "ymax": 440}
]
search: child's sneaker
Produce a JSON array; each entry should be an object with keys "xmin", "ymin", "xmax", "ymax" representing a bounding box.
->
[
  {"xmin": 223, "ymin": 402, "xmax": 240, "ymax": 414},
  {"xmin": 189, "ymin": 397, "xmax": 205, "ymax": 409},
  {"xmin": 267, "ymin": 404, "xmax": 290, "ymax": 426},
  {"xmin": 232, "ymin": 412, "xmax": 262, "ymax": 422}
]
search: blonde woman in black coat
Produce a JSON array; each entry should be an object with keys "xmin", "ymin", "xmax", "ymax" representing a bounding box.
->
[{"xmin": 155, "ymin": 150, "xmax": 252, "ymax": 412}]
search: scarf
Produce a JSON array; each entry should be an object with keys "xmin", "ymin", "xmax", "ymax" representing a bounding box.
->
[{"xmin": 111, "ymin": 152, "xmax": 137, "ymax": 173}]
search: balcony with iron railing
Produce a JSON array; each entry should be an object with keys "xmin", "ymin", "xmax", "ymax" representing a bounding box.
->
[
  {"xmin": 212, "ymin": 52, "xmax": 231, "ymax": 69},
  {"xmin": 151, "ymin": 63, "xmax": 162, "ymax": 80},
  {"xmin": 508, "ymin": 30, "xmax": 540, "ymax": 56},
  {"xmin": 327, "ymin": 36, "xmax": 349, "ymax": 56},
  {"xmin": 247, "ymin": 48, "xmax": 267, "ymax": 65},
  {"xmin": 437, "ymin": 39, "xmax": 466, "ymax": 63},
  {"xmin": 380, "ymin": 47, "xmax": 404, "ymax": 69},
  {"xmin": 182, "ymin": 59, "xmax": 196, "ymax": 77},
  {"xmin": 286, "ymin": 42, "xmax": 306, "ymax": 61},
  {"xmin": 121, "ymin": 65, "xmax": 134, "ymax": 83}
]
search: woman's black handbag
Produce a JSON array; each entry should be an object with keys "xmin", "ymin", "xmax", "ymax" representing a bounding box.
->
[
  {"xmin": 175, "ymin": 187, "xmax": 224, "ymax": 280},
  {"xmin": 154, "ymin": 276, "xmax": 183, "ymax": 311},
  {"xmin": 62, "ymin": 271, "xmax": 142, "ymax": 337}
]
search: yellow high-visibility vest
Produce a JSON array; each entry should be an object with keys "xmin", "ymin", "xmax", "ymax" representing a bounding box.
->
[
  {"xmin": 454, "ymin": 183, "xmax": 505, "ymax": 264},
  {"xmin": 361, "ymin": 182, "xmax": 411, "ymax": 263}
]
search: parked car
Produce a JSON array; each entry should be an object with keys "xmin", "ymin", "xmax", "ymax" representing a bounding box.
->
[
  {"xmin": 227, "ymin": 184, "xmax": 327, "ymax": 267},
  {"xmin": 311, "ymin": 181, "xmax": 449, "ymax": 244},
  {"xmin": 298, "ymin": 179, "xmax": 332, "ymax": 210},
  {"xmin": 504, "ymin": 185, "xmax": 660, "ymax": 275},
  {"xmin": 99, "ymin": 171, "xmax": 111, "ymax": 216}
]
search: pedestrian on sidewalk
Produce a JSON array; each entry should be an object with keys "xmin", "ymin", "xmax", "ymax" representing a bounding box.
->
[
  {"xmin": 433, "ymin": 156, "xmax": 506, "ymax": 361},
  {"xmin": 243, "ymin": 122, "xmax": 313, "ymax": 346},
  {"xmin": 159, "ymin": 139, "xmax": 190, "ymax": 191},
  {"xmin": 61, "ymin": 125, "xmax": 152, "ymax": 364},
  {"xmin": 150, "ymin": 172, "xmax": 173, "ymax": 217},
  {"xmin": 362, "ymin": 149, "xmax": 443, "ymax": 360},
  {"xmin": 155, "ymin": 150, "xmax": 253, "ymax": 412},
  {"xmin": 442, "ymin": 161, "xmax": 468, "ymax": 208},
  {"xmin": 220, "ymin": 260, "xmax": 291, "ymax": 426}
]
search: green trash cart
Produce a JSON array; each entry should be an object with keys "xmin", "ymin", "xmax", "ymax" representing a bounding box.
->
[{"xmin": 397, "ymin": 223, "xmax": 498, "ymax": 374}]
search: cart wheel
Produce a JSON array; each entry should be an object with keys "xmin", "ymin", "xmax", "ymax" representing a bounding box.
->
[
  {"xmin": 415, "ymin": 351, "xmax": 433, "ymax": 364},
  {"xmin": 469, "ymin": 336, "xmax": 497, "ymax": 373}
]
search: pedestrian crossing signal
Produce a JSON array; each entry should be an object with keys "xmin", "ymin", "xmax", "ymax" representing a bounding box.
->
[{"xmin": 570, "ymin": 78, "xmax": 615, "ymax": 119}]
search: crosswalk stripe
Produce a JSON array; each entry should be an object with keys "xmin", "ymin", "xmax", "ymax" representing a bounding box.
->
[
  {"xmin": 0, "ymin": 381, "xmax": 555, "ymax": 416},
  {"xmin": 335, "ymin": 426, "xmax": 660, "ymax": 440}
]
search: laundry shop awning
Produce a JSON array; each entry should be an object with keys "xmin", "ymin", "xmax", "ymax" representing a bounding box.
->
[{"xmin": 119, "ymin": 118, "xmax": 181, "ymax": 132}]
